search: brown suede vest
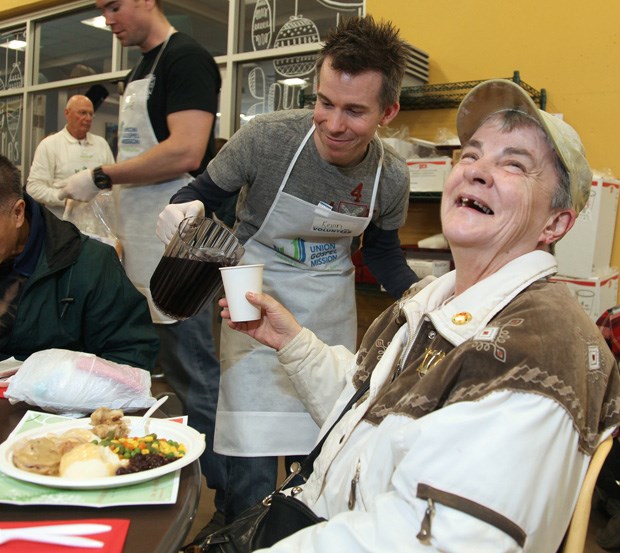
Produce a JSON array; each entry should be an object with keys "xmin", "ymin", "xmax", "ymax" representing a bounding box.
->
[{"xmin": 353, "ymin": 280, "xmax": 620, "ymax": 455}]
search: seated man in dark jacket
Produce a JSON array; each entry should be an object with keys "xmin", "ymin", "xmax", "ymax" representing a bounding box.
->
[{"xmin": 0, "ymin": 154, "xmax": 158, "ymax": 370}]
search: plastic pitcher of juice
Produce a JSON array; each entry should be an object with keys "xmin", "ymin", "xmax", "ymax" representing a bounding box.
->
[{"xmin": 150, "ymin": 217, "xmax": 244, "ymax": 320}]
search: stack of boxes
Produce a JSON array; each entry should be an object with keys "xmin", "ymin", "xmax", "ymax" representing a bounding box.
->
[
  {"xmin": 551, "ymin": 177, "xmax": 620, "ymax": 321},
  {"xmin": 404, "ymin": 253, "xmax": 452, "ymax": 278},
  {"xmin": 405, "ymin": 140, "xmax": 460, "ymax": 194},
  {"xmin": 407, "ymin": 157, "xmax": 452, "ymax": 193}
]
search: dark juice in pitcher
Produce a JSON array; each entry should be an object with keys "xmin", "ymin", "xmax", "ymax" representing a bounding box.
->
[{"xmin": 150, "ymin": 256, "xmax": 230, "ymax": 319}]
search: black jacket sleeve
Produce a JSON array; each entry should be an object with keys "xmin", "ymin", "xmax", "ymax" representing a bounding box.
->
[
  {"xmin": 361, "ymin": 222, "xmax": 419, "ymax": 299},
  {"xmin": 170, "ymin": 170, "xmax": 237, "ymax": 215}
]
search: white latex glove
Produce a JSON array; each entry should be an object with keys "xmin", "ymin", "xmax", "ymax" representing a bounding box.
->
[
  {"xmin": 156, "ymin": 200, "xmax": 205, "ymax": 244},
  {"xmin": 57, "ymin": 169, "xmax": 100, "ymax": 202}
]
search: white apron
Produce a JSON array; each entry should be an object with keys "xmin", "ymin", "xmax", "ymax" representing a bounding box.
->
[
  {"xmin": 215, "ymin": 126, "xmax": 383, "ymax": 456},
  {"xmin": 115, "ymin": 29, "xmax": 189, "ymax": 324}
]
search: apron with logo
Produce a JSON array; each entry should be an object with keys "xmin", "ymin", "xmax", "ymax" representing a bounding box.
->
[
  {"xmin": 215, "ymin": 126, "xmax": 384, "ymax": 455},
  {"xmin": 115, "ymin": 29, "xmax": 188, "ymax": 324}
]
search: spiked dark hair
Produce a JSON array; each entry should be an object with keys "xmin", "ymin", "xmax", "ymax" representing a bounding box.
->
[{"xmin": 315, "ymin": 16, "xmax": 407, "ymax": 110}]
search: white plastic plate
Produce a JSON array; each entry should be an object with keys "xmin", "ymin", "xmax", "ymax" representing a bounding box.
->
[{"xmin": 0, "ymin": 417, "xmax": 205, "ymax": 490}]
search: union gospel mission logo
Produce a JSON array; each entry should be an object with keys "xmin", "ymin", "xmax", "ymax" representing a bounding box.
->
[
  {"xmin": 273, "ymin": 238, "xmax": 338, "ymax": 267},
  {"xmin": 120, "ymin": 125, "xmax": 140, "ymax": 146}
]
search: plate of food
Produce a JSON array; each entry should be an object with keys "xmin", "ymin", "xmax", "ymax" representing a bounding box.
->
[{"xmin": 0, "ymin": 408, "xmax": 205, "ymax": 490}]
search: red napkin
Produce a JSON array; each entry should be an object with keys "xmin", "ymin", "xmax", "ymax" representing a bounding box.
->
[{"xmin": 0, "ymin": 519, "xmax": 130, "ymax": 553}]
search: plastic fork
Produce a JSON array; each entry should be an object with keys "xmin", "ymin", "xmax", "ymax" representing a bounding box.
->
[
  {"xmin": 0, "ymin": 522, "xmax": 111, "ymax": 548},
  {"xmin": 131, "ymin": 395, "xmax": 169, "ymax": 436}
]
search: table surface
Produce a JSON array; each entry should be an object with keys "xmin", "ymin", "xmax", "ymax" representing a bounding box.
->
[{"xmin": 0, "ymin": 400, "xmax": 202, "ymax": 553}]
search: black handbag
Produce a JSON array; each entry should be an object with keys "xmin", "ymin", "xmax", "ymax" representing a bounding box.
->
[
  {"xmin": 183, "ymin": 379, "xmax": 371, "ymax": 553},
  {"xmin": 187, "ymin": 491, "xmax": 324, "ymax": 553}
]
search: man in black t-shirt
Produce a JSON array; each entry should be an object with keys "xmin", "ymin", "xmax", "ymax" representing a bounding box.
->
[
  {"xmin": 57, "ymin": 0, "xmax": 226, "ymax": 528},
  {"xmin": 125, "ymin": 31, "xmax": 220, "ymax": 177}
]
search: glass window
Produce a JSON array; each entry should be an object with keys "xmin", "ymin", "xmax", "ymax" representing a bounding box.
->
[
  {"xmin": 0, "ymin": 0, "xmax": 364, "ymax": 171},
  {"xmin": 122, "ymin": 46, "xmax": 141, "ymax": 74},
  {"xmin": 36, "ymin": 7, "xmax": 114, "ymax": 84},
  {"xmin": 1, "ymin": 95, "xmax": 23, "ymax": 167},
  {"xmin": 164, "ymin": 0, "xmax": 229, "ymax": 57},
  {"xmin": 0, "ymin": 29, "xmax": 27, "ymax": 169},
  {"xmin": 28, "ymin": 81, "xmax": 121, "ymax": 177},
  {"xmin": 0, "ymin": 28, "xmax": 27, "ymax": 90},
  {"xmin": 119, "ymin": 0, "xmax": 229, "ymax": 72},
  {"xmin": 241, "ymin": 0, "xmax": 361, "ymax": 53},
  {"xmin": 238, "ymin": 58, "xmax": 315, "ymax": 125}
]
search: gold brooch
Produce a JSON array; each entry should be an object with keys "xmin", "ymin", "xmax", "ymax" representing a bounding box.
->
[
  {"xmin": 417, "ymin": 348, "xmax": 446, "ymax": 376},
  {"xmin": 451, "ymin": 312, "xmax": 472, "ymax": 325}
]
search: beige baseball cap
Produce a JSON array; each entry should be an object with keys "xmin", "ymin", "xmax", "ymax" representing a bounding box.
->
[{"xmin": 456, "ymin": 79, "xmax": 592, "ymax": 214}]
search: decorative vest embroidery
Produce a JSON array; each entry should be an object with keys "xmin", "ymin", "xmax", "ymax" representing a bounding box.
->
[{"xmin": 351, "ymin": 281, "xmax": 620, "ymax": 455}]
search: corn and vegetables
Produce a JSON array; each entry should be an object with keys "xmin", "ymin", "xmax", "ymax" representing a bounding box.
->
[{"xmin": 97, "ymin": 434, "xmax": 186, "ymax": 460}]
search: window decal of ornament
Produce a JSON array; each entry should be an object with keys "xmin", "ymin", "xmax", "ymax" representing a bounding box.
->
[
  {"xmin": 1, "ymin": 29, "xmax": 25, "ymax": 164},
  {"xmin": 252, "ymin": 0, "xmax": 274, "ymax": 50},
  {"xmin": 6, "ymin": 96, "xmax": 21, "ymax": 163},
  {"xmin": 247, "ymin": 66, "xmax": 267, "ymax": 116},
  {"xmin": 316, "ymin": 0, "xmax": 363, "ymax": 7},
  {"xmin": 273, "ymin": 15, "xmax": 320, "ymax": 78}
]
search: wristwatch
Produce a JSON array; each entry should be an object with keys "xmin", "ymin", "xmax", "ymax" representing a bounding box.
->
[{"xmin": 92, "ymin": 166, "xmax": 112, "ymax": 190}]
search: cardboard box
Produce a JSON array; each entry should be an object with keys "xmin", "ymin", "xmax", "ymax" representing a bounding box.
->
[
  {"xmin": 381, "ymin": 137, "xmax": 415, "ymax": 159},
  {"xmin": 407, "ymin": 157, "xmax": 452, "ymax": 192},
  {"xmin": 554, "ymin": 178, "xmax": 620, "ymax": 278},
  {"xmin": 549, "ymin": 270, "xmax": 619, "ymax": 321},
  {"xmin": 406, "ymin": 258, "xmax": 451, "ymax": 278}
]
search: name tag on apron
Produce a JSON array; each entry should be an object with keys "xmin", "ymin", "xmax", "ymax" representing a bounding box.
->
[
  {"xmin": 311, "ymin": 203, "xmax": 357, "ymax": 235},
  {"xmin": 311, "ymin": 216, "xmax": 357, "ymax": 235}
]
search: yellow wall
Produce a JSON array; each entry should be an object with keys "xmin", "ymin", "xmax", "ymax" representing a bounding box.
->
[
  {"xmin": 369, "ymin": 0, "xmax": 620, "ymax": 296},
  {"xmin": 1, "ymin": 0, "xmax": 58, "ymax": 20}
]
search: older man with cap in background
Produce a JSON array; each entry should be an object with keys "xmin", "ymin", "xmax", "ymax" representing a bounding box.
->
[
  {"xmin": 205, "ymin": 79, "xmax": 620, "ymax": 552},
  {"xmin": 27, "ymin": 94, "xmax": 114, "ymax": 219}
]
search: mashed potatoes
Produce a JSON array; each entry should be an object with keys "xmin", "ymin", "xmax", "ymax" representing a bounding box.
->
[{"xmin": 59, "ymin": 442, "xmax": 128, "ymax": 479}]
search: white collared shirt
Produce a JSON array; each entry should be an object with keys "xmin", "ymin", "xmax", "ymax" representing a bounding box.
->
[{"xmin": 26, "ymin": 126, "xmax": 114, "ymax": 218}]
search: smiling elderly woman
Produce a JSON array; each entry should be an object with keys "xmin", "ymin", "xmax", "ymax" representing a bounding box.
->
[{"xmin": 211, "ymin": 79, "xmax": 620, "ymax": 553}]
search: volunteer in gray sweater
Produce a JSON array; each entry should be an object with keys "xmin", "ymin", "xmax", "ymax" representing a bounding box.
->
[{"xmin": 157, "ymin": 16, "xmax": 418, "ymax": 530}]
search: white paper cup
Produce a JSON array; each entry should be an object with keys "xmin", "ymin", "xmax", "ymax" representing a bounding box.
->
[{"xmin": 219, "ymin": 264, "xmax": 264, "ymax": 322}]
